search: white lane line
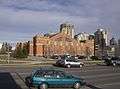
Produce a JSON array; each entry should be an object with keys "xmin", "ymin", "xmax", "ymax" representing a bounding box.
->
[
  {"xmin": 96, "ymin": 82, "xmax": 120, "ymax": 87},
  {"xmin": 103, "ymin": 82, "xmax": 120, "ymax": 86}
]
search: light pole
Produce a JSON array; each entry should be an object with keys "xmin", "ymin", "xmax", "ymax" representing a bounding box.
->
[
  {"xmin": 7, "ymin": 43, "xmax": 10, "ymax": 64},
  {"xmin": 7, "ymin": 47, "xmax": 10, "ymax": 64}
]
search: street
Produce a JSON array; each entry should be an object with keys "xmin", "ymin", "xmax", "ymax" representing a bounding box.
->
[{"xmin": 0, "ymin": 65, "xmax": 120, "ymax": 89}]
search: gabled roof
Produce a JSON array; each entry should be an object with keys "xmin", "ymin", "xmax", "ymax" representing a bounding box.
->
[{"xmin": 49, "ymin": 32, "xmax": 76, "ymax": 42}]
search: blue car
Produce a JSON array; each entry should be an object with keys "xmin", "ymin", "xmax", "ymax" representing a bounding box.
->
[{"xmin": 25, "ymin": 67, "xmax": 86, "ymax": 89}]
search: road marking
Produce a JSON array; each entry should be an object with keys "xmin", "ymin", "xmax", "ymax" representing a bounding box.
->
[
  {"xmin": 11, "ymin": 72, "xmax": 30, "ymax": 89},
  {"xmin": 95, "ymin": 82, "xmax": 120, "ymax": 88},
  {"xmin": 11, "ymin": 72, "xmax": 30, "ymax": 75},
  {"xmin": 103, "ymin": 82, "xmax": 120, "ymax": 86}
]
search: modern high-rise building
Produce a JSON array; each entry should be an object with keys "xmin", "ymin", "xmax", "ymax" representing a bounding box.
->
[
  {"xmin": 115, "ymin": 39, "xmax": 120, "ymax": 57},
  {"xmin": 60, "ymin": 23, "xmax": 74, "ymax": 38},
  {"xmin": 94, "ymin": 29, "xmax": 107, "ymax": 59},
  {"xmin": 107, "ymin": 38, "xmax": 117, "ymax": 57},
  {"xmin": 118, "ymin": 39, "xmax": 120, "ymax": 45},
  {"xmin": 110, "ymin": 37, "xmax": 117, "ymax": 45}
]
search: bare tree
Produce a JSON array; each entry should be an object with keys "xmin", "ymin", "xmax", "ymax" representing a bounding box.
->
[{"xmin": 85, "ymin": 47, "xmax": 92, "ymax": 60}]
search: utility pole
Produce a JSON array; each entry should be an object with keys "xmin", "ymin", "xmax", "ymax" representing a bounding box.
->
[
  {"xmin": 7, "ymin": 49, "xmax": 10, "ymax": 64},
  {"xmin": 7, "ymin": 44, "xmax": 10, "ymax": 64}
]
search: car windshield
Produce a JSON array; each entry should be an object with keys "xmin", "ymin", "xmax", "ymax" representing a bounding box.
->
[
  {"xmin": 66, "ymin": 58, "xmax": 79, "ymax": 62},
  {"xmin": 58, "ymin": 70, "xmax": 72, "ymax": 77},
  {"xmin": 74, "ymin": 59, "xmax": 79, "ymax": 62},
  {"xmin": 111, "ymin": 57, "xmax": 119, "ymax": 60},
  {"xmin": 31, "ymin": 70, "xmax": 37, "ymax": 76}
]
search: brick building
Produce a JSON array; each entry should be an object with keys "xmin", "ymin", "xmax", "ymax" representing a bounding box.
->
[{"xmin": 27, "ymin": 23, "xmax": 94, "ymax": 57}]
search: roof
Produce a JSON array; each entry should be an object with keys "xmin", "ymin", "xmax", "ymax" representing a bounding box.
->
[{"xmin": 49, "ymin": 32, "xmax": 76, "ymax": 42}]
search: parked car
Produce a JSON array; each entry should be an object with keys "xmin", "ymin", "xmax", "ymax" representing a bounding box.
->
[
  {"xmin": 59, "ymin": 54, "xmax": 71, "ymax": 59},
  {"xmin": 55, "ymin": 59, "xmax": 63, "ymax": 66},
  {"xmin": 104, "ymin": 57, "xmax": 120, "ymax": 66},
  {"xmin": 56, "ymin": 57, "xmax": 84, "ymax": 68},
  {"xmin": 50, "ymin": 55, "xmax": 60, "ymax": 59},
  {"xmin": 25, "ymin": 67, "xmax": 86, "ymax": 89}
]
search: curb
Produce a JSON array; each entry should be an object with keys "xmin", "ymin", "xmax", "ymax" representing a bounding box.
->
[{"xmin": 0, "ymin": 60, "xmax": 104, "ymax": 67}]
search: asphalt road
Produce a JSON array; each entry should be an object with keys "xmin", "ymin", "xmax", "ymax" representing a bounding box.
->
[{"xmin": 0, "ymin": 65, "xmax": 120, "ymax": 89}]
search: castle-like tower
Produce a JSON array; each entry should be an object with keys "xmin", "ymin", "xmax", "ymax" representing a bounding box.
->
[{"xmin": 60, "ymin": 23, "xmax": 74, "ymax": 38}]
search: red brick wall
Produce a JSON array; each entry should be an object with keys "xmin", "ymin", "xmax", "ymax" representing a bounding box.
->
[
  {"xmin": 29, "ymin": 33, "xmax": 94, "ymax": 57},
  {"xmin": 29, "ymin": 41, "xmax": 33, "ymax": 56}
]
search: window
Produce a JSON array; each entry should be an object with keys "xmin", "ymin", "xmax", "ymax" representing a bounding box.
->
[
  {"xmin": 34, "ymin": 70, "xmax": 43, "ymax": 77},
  {"xmin": 54, "ymin": 71, "xmax": 65, "ymax": 78},
  {"xmin": 74, "ymin": 59, "xmax": 79, "ymax": 62},
  {"xmin": 34, "ymin": 70, "xmax": 54, "ymax": 78},
  {"xmin": 66, "ymin": 58, "xmax": 79, "ymax": 62},
  {"xmin": 66, "ymin": 59, "xmax": 72, "ymax": 62},
  {"xmin": 44, "ymin": 70, "xmax": 54, "ymax": 78}
]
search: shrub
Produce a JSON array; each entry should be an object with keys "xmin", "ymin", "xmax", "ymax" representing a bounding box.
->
[{"xmin": 90, "ymin": 56, "xmax": 99, "ymax": 60}]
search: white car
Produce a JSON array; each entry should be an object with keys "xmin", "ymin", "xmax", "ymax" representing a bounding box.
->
[{"xmin": 56, "ymin": 57, "xmax": 84, "ymax": 68}]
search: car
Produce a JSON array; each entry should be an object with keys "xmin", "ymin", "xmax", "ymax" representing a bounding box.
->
[
  {"xmin": 50, "ymin": 55, "xmax": 60, "ymax": 59},
  {"xmin": 56, "ymin": 57, "xmax": 84, "ymax": 68},
  {"xmin": 59, "ymin": 54, "xmax": 71, "ymax": 59},
  {"xmin": 76, "ymin": 55, "xmax": 86, "ymax": 59},
  {"xmin": 55, "ymin": 59, "xmax": 63, "ymax": 66},
  {"xmin": 104, "ymin": 57, "xmax": 120, "ymax": 66},
  {"xmin": 25, "ymin": 67, "xmax": 86, "ymax": 89}
]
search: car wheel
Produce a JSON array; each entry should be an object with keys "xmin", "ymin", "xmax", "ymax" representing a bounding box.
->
[
  {"xmin": 113, "ymin": 63, "xmax": 116, "ymax": 66},
  {"xmin": 66, "ymin": 64, "xmax": 71, "ymax": 68},
  {"xmin": 79, "ymin": 64, "xmax": 83, "ymax": 68},
  {"xmin": 38, "ymin": 83, "xmax": 48, "ymax": 89},
  {"xmin": 73, "ymin": 82, "xmax": 81, "ymax": 89},
  {"xmin": 25, "ymin": 77, "xmax": 31, "ymax": 87}
]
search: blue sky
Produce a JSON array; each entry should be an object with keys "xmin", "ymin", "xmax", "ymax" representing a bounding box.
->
[{"xmin": 0, "ymin": 0, "xmax": 120, "ymax": 43}]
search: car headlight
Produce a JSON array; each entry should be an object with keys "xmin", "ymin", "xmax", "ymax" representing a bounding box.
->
[
  {"xmin": 82, "ymin": 79, "xmax": 85, "ymax": 83},
  {"xmin": 81, "ymin": 79, "xmax": 86, "ymax": 85}
]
